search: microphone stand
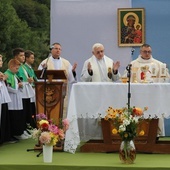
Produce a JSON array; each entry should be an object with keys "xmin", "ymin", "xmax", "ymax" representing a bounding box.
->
[
  {"xmin": 27, "ymin": 54, "xmax": 50, "ymax": 157},
  {"xmin": 126, "ymin": 48, "xmax": 134, "ymax": 110},
  {"xmin": 126, "ymin": 64, "xmax": 132, "ymax": 110},
  {"xmin": 27, "ymin": 66, "xmax": 47, "ymax": 157},
  {"xmin": 40, "ymin": 53, "xmax": 51, "ymax": 116},
  {"xmin": 40, "ymin": 67, "xmax": 47, "ymax": 116}
]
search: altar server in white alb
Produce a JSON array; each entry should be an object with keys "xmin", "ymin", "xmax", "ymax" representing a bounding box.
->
[
  {"xmin": 124, "ymin": 43, "xmax": 169, "ymax": 83},
  {"xmin": 80, "ymin": 43, "xmax": 121, "ymax": 82},
  {"xmin": 0, "ymin": 55, "xmax": 13, "ymax": 144}
]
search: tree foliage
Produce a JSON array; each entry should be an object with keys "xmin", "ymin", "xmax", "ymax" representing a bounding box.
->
[{"xmin": 0, "ymin": 0, "xmax": 50, "ymax": 71}]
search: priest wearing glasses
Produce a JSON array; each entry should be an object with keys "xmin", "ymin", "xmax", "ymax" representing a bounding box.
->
[
  {"xmin": 124, "ymin": 43, "xmax": 169, "ymax": 83},
  {"xmin": 80, "ymin": 43, "xmax": 121, "ymax": 82}
]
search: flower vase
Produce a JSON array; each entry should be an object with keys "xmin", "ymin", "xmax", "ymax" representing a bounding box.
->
[
  {"xmin": 119, "ymin": 140, "xmax": 136, "ymax": 164},
  {"xmin": 43, "ymin": 144, "xmax": 53, "ymax": 163}
]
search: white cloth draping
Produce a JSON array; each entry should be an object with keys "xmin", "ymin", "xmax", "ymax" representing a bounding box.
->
[{"xmin": 64, "ymin": 82, "xmax": 170, "ymax": 153}]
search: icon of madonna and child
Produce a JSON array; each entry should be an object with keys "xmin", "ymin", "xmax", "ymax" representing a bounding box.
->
[{"xmin": 121, "ymin": 12, "xmax": 143, "ymax": 44}]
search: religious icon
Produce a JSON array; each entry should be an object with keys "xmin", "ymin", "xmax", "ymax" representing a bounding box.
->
[{"xmin": 118, "ymin": 8, "xmax": 145, "ymax": 47}]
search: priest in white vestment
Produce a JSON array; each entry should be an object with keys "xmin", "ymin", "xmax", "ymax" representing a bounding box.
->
[
  {"xmin": 123, "ymin": 44, "xmax": 169, "ymax": 83},
  {"xmin": 124, "ymin": 43, "xmax": 170, "ymax": 136},
  {"xmin": 38, "ymin": 42, "xmax": 77, "ymax": 118},
  {"xmin": 80, "ymin": 43, "xmax": 121, "ymax": 82}
]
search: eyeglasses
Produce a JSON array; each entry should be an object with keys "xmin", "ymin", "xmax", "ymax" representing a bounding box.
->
[
  {"xmin": 141, "ymin": 50, "xmax": 152, "ymax": 54},
  {"xmin": 53, "ymin": 48, "xmax": 62, "ymax": 51},
  {"xmin": 96, "ymin": 50, "xmax": 104, "ymax": 54}
]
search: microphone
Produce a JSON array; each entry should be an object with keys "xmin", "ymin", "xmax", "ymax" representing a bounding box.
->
[
  {"xmin": 131, "ymin": 48, "xmax": 135, "ymax": 55},
  {"xmin": 40, "ymin": 53, "xmax": 51, "ymax": 78},
  {"xmin": 40, "ymin": 67, "xmax": 46, "ymax": 79},
  {"xmin": 126, "ymin": 64, "xmax": 132, "ymax": 78},
  {"xmin": 126, "ymin": 64, "xmax": 132, "ymax": 71}
]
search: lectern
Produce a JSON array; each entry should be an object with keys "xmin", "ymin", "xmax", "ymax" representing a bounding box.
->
[{"xmin": 34, "ymin": 70, "xmax": 67, "ymax": 125}]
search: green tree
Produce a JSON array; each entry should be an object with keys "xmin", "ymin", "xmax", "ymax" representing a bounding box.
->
[
  {"xmin": 12, "ymin": 0, "xmax": 50, "ymax": 31},
  {"xmin": 0, "ymin": 0, "xmax": 50, "ymax": 71},
  {"xmin": 33, "ymin": 0, "xmax": 50, "ymax": 9}
]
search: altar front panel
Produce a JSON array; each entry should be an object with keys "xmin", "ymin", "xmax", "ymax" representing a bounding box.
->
[{"xmin": 64, "ymin": 82, "xmax": 170, "ymax": 153}]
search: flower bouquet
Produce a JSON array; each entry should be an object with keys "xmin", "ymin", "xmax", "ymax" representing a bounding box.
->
[
  {"xmin": 30, "ymin": 114, "xmax": 69, "ymax": 162},
  {"xmin": 104, "ymin": 106, "xmax": 148, "ymax": 164},
  {"xmin": 31, "ymin": 113, "xmax": 69, "ymax": 147}
]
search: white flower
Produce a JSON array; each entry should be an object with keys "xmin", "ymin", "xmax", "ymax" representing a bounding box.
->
[
  {"xmin": 119, "ymin": 124, "xmax": 126, "ymax": 132},
  {"xmin": 129, "ymin": 115, "xmax": 133, "ymax": 119},
  {"xmin": 123, "ymin": 119, "xmax": 130, "ymax": 126},
  {"xmin": 133, "ymin": 116, "xmax": 139, "ymax": 123},
  {"xmin": 31, "ymin": 128, "xmax": 41, "ymax": 140}
]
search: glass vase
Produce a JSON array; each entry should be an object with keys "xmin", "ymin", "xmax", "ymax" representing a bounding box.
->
[{"xmin": 119, "ymin": 140, "xmax": 136, "ymax": 164}]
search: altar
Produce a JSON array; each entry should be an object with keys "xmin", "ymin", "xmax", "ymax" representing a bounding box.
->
[{"xmin": 64, "ymin": 82, "xmax": 170, "ymax": 153}]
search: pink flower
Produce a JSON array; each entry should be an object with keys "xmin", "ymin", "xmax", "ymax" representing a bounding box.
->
[
  {"xmin": 36, "ymin": 113, "xmax": 47, "ymax": 121},
  {"xmin": 63, "ymin": 119, "xmax": 69, "ymax": 131},
  {"xmin": 58, "ymin": 129, "xmax": 65, "ymax": 140},
  {"xmin": 39, "ymin": 132, "xmax": 51, "ymax": 144},
  {"xmin": 48, "ymin": 124, "xmax": 59, "ymax": 135},
  {"xmin": 31, "ymin": 115, "xmax": 69, "ymax": 145}
]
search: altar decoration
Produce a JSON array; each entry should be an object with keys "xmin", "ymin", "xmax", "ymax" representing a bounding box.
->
[
  {"xmin": 104, "ymin": 106, "xmax": 148, "ymax": 164},
  {"xmin": 31, "ymin": 113, "xmax": 69, "ymax": 163}
]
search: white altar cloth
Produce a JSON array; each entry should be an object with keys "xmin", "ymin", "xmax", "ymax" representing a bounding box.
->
[{"xmin": 64, "ymin": 82, "xmax": 170, "ymax": 153}]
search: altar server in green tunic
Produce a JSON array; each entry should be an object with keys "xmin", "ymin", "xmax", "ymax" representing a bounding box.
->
[
  {"xmin": 4, "ymin": 59, "xmax": 25, "ymax": 140},
  {"xmin": 13, "ymin": 48, "xmax": 34, "ymax": 139},
  {"xmin": 24, "ymin": 50, "xmax": 37, "ymax": 128}
]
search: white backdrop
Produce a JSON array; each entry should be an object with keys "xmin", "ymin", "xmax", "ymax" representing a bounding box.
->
[{"xmin": 51, "ymin": 0, "xmax": 132, "ymax": 80}]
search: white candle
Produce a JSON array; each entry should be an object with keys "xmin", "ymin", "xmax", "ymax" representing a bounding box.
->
[
  {"xmin": 160, "ymin": 63, "xmax": 166, "ymax": 77},
  {"xmin": 151, "ymin": 63, "xmax": 156, "ymax": 77}
]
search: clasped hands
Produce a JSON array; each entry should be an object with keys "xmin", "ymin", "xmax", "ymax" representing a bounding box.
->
[{"xmin": 0, "ymin": 72, "xmax": 8, "ymax": 81}]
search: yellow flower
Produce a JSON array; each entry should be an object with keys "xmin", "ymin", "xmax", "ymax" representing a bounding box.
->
[
  {"xmin": 49, "ymin": 132, "xmax": 58, "ymax": 145},
  {"xmin": 124, "ymin": 133, "xmax": 128, "ymax": 138},
  {"xmin": 106, "ymin": 107, "xmax": 117, "ymax": 118},
  {"xmin": 139, "ymin": 130, "xmax": 145, "ymax": 136},
  {"xmin": 104, "ymin": 117, "xmax": 109, "ymax": 121},
  {"xmin": 105, "ymin": 106, "xmax": 148, "ymax": 141},
  {"xmin": 39, "ymin": 120, "xmax": 49, "ymax": 126},
  {"xmin": 117, "ymin": 109, "xmax": 123, "ymax": 114},
  {"xmin": 112, "ymin": 128, "xmax": 118, "ymax": 134}
]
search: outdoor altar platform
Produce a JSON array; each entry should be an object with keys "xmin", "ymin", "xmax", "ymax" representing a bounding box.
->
[
  {"xmin": 64, "ymin": 82, "xmax": 170, "ymax": 154},
  {"xmin": 1, "ymin": 138, "xmax": 170, "ymax": 170},
  {"xmin": 80, "ymin": 118, "xmax": 170, "ymax": 153}
]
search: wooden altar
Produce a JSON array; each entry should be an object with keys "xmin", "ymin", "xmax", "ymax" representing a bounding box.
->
[{"xmin": 80, "ymin": 118, "xmax": 170, "ymax": 153}]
